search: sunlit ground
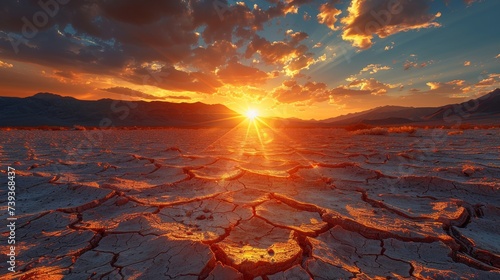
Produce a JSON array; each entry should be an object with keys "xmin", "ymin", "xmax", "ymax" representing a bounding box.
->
[{"xmin": 1, "ymin": 126, "xmax": 499, "ymax": 279}]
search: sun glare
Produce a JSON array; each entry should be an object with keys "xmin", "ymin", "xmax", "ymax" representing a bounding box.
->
[{"xmin": 245, "ymin": 109, "xmax": 259, "ymax": 121}]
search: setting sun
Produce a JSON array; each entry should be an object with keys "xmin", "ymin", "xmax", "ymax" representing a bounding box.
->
[{"xmin": 245, "ymin": 109, "xmax": 259, "ymax": 121}]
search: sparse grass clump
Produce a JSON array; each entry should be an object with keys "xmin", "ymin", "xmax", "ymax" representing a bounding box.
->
[
  {"xmin": 462, "ymin": 164, "xmax": 483, "ymax": 177},
  {"xmin": 72, "ymin": 125, "xmax": 86, "ymax": 131},
  {"xmin": 350, "ymin": 125, "xmax": 418, "ymax": 135},
  {"xmin": 388, "ymin": 126, "xmax": 417, "ymax": 134},
  {"xmin": 448, "ymin": 130, "xmax": 463, "ymax": 135},
  {"xmin": 352, "ymin": 127, "xmax": 388, "ymax": 135}
]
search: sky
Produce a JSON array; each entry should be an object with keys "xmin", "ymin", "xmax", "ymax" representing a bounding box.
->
[{"xmin": 0, "ymin": 0, "xmax": 499, "ymax": 120}]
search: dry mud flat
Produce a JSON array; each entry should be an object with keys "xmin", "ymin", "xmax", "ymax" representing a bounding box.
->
[{"xmin": 0, "ymin": 128, "xmax": 499, "ymax": 279}]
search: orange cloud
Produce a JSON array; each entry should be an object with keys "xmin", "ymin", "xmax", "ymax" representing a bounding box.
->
[
  {"xmin": 425, "ymin": 79, "xmax": 468, "ymax": 96},
  {"xmin": 273, "ymin": 77, "xmax": 385, "ymax": 105},
  {"xmin": 360, "ymin": 64, "xmax": 391, "ymax": 74},
  {"xmin": 471, "ymin": 74, "xmax": 500, "ymax": 96},
  {"xmin": 245, "ymin": 34, "xmax": 315, "ymax": 76},
  {"xmin": 426, "ymin": 82, "xmax": 441, "ymax": 90},
  {"xmin": 246, "ymin": 36, "xmax": 305, "ymax": 64},
  {"xmin": 424, "ymin": 77, "xmax": 500, "ymax": 98},
  {"xmin": 403, "ymin": 60, "xmax": 432, "ymax": 70},
  {"xmin": 284, "ymin": 55, "xmax": 316, "ymax": 76},
  {"xmin": 273, "ymin": 80, "xmax": 330, "ymax": 104},
  {"xmin": 216, "ymin": 60, "xmax": 269, "ymax": 86},
  {"xmin": 475, "ymin": 74, "xmax": 500, "ymax": 87},
  {"xmin": 348, "ymin": 78, "xmax": 398, "ymax": 95},
  {"xmin": 341, "ymin": 0, "xmax": 441, "ymax": 49},
  {"xmin": 317, "ymin": 1, "xmax": 342, "ymax": 30}
]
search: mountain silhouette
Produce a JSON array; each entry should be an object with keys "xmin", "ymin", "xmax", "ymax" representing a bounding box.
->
[
  {"xmin": 324, "ymin": 88, "xmax": 500, "ymax": 126},
  {"xmin": 1, "ymin": 89, "xmax": 499, "ymax": 128},
  {"xmin": 0, "ymin": 93, "xmax": 242, "ymax": 127}
]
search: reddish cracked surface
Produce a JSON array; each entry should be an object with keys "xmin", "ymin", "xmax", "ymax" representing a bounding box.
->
[{"xmin": 0, "ymin": 128, "xmax": 499, "ymax": 279}]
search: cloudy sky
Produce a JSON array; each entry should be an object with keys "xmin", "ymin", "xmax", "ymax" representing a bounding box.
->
[{"xmin": 1, "ymin": 0, "xmax": 499, "ymax": 119}]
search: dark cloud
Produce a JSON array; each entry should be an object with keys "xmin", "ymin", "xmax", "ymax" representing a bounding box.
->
[
  {"xmin": 0, "ymin": 65, "xmax": 91, "ymax": 97},
  {"xmin": 189, "ymin": 0, "xmax": 310, "ymax": 44},
  {"xmin": 287, "ymin": 30, "xmax": 309, "ymax": 46},
  {"xmin": 102, "ymin": 86, "xmax": 191, "ymax": 100},
  {"xmin": 54, "ymin": 70, "xmax": 77, "ymax": 80},
  {"xmin": 0, "ymin": 28, "xmax": 131, "ymax": 76},
  {"xmin": 0, "ymin": 0, "xmax": 317, "ymax": 95},
  {"xmin": 0, "ymin": 0, "xmax": 484, "ymax": 110},
  {"xmin": 125, "ymin": 66, "xmax": 223, "ymax": 94},
  {"xmin": 445, "ymin": 0, "xmax": 479, "ymax": 5},
  {"xmin": 185, "ymin": 40, "xmax": 238, "ymax": 71},
  {"xmin": 100, "ymin": 0, "xmax": 187, "ymax": 25},
  {"xmin": 190, "ymin": 0, "xmax": 254, "ymax": 43},
  {"xmin": 403, "ymin": 60, "xmax": 431, "ymax": 70},
  {"xmin": 102, "ymin": 86, "xmax": 163, "ymax": 100},
  {"xmin": 165, "ymin": 95, "xmax": 192, "ymax": 100},
  {"xmin": 329, "ymin": 86, "xmax": 372, "ymax": 96}
]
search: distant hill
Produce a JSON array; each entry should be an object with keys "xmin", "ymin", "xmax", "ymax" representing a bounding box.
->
[
  {"xmin": 324, "ymin": 88, "xmax": 500, "ymax": 126},
  {"xmin": 1, "ymin": 89, "xmax": 499, "ymax": 128},
  {"xmin": 423, "ymin": 89, "xmax": 500, "ymax": 122},
  {"xmin": 0, "ymin": 93, "xmax": 243, "ymax": 128},
  {"xmin": 321, "ymin": 106, "xmax": 437, "ymax": 125}
]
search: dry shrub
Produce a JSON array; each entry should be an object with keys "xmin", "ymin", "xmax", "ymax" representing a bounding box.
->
[
  {"xmin": 388, "ymin": 126, "xmax": 417, "ymax": 134},
  {"xmin": 454, "ymin": 124, "xmax": 473, "ymax": 130},
  {"xmin": 352, "ymin": 127, "xmax": 388, "ymax": 135},
  {"xmin": 447, "ymin": 130, "xmax": 463, "ymax": 135},
  {"xmin": 462, "ymin": 164, "xmax": 483, "ymax": 177}
]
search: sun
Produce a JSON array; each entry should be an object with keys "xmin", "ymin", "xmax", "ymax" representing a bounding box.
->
[{"xmin": 245, "ymin": 109, "xmax": 259, "ymax": 121}]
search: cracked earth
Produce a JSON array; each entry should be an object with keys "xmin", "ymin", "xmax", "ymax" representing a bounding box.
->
[{"xmin": 0, "ymin": 128, "xmax": 499, "ymax": 279}]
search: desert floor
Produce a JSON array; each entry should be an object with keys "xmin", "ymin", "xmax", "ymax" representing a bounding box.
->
[{"xmin": 1, "ymin": 128, "xmax": 499, "ymax": 279}]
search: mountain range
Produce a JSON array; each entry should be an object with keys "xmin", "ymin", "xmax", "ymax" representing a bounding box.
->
[
  {"xmin": 1, "ymin": 89, "xmax": 499, "ymax": 128},
  {"xmin": 0, "ymin": 93, "xmax": 242, "ymax": 128},
  {"xmin": 321, "ymin": 88, "xmax": 500, "ymax": 126}
]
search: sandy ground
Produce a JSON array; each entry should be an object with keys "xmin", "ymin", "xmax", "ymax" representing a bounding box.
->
[{"xmin": 0, "ymin": 128, "xmax": 499, "ymax": 279}]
